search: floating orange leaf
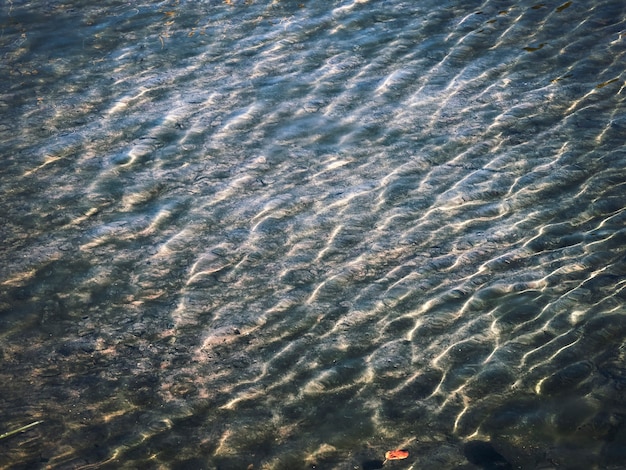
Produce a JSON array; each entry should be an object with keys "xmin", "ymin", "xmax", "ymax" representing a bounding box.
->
[{"xmin": 385, "ymin": 449, "xmax": 409, "ymax": 460}]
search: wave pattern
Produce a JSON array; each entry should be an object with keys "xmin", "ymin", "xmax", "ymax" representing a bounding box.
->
[{"xmin": 1, "ymin": 0, "xmax": 626, "ymax": 468}]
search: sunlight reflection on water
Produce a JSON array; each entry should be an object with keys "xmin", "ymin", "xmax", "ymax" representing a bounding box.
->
[{"xmin": 1, "ymin": 0, "xmax": 626, "ymax": 468}]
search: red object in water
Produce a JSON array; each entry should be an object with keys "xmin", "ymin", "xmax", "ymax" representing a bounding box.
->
[{"xmin": 385, "ymin": 449, "xmax": 409, "ymax": 460}]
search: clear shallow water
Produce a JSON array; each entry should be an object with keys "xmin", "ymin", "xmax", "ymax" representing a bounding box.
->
[{"xmin": 1, "ymin": 0, "xmax": 626, "ymax": 468}]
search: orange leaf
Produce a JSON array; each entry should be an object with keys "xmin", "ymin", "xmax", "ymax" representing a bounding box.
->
[{"xmin": 385, "ymin": 449, "xmax": 409, "ymax": 460}]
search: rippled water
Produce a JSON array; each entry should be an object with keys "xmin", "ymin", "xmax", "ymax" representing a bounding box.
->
[{"xmin": 1, "ymin": 1, "xmax": 626, "ymax": 468}]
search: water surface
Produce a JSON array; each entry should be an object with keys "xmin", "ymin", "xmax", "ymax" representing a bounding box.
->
[{"xmin": 1, "ymin": 1, "xmax": 626, "ymax": 468}]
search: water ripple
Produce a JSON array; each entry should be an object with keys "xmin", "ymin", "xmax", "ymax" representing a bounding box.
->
[{"xmin": 1, "ymin": 0, "xmax": 626, "ymax": 468}]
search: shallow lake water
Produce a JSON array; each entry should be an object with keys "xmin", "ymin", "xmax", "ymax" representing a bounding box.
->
[{"xmin": 1, "ymin": 1, "xmax": 626, "ymax": 469}]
